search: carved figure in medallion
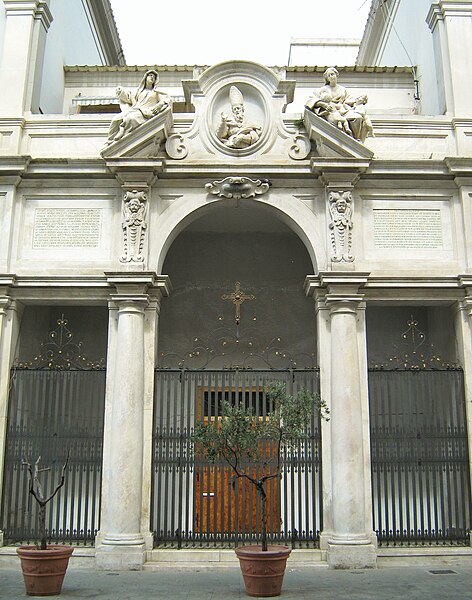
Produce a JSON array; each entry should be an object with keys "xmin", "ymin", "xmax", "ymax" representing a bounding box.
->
[
  {"xmin": 106, "ymin": 70, "xmax": 171, "ymax": 145},
  {"xmin": 328, "ymin": 190, "xmax": 354, "ymax": 262},
  {"xmin": 121, "ymin": 190, "xmax": 147, "ymax": 263},
  {"xmin": 305, "ymin": 67, "xmax": 374, "ymax": 142},
  {"xmin": 216, "ymin": 86, "xmax": 262, "ymax": 149}
]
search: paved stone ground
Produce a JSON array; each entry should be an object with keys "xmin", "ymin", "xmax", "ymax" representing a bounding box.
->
[{"xmin": 2, "ymin": 564, "xmax": 472, "ymax": 599}]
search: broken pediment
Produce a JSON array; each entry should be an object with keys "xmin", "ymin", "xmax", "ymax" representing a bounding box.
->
[
  {"xmin": 304, "ymin": 108, "xmax": 374, "ymax": 159},
  {"xmin": 176, "ymin": 60, "xmax": 297, "ymax": 159},
  {"xmin": 100, "ymin": 107, "xmax": 174, "ymax": 159}
]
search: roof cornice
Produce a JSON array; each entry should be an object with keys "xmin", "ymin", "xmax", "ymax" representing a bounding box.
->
[{"xmin": 84, "ymin": 0, "xmax": 126, "ymax": 66}]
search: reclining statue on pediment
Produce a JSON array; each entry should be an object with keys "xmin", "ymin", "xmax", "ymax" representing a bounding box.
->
[
  {"xmin": 106, "ymin": 69, "xmax": 171, "ymax": 145},
  {"xmin": 305, "ymin": 67, "xmax": 374, "ymax": 143}
]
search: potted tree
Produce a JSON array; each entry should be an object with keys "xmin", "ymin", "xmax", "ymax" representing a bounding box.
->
[
  {"xmin": 193, "ymin": 381, "xmax": 329, "ymax": 597},
  {"xmin": 17, "ymin": 454, "xmax": 73, "ymax": 596}
]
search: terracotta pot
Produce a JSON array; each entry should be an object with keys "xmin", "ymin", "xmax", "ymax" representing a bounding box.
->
[
  {"xmin": 235, "ymin": 544, "xmax": 291, "ymax": 597},
  {"xmin": 17, "ymin": 545, "xmax": 74, "ymax": 596}
]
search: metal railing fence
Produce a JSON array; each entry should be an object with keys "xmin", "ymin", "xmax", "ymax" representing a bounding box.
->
[
  {"xmin": 369, "ymin": 369, "xmax": 472, "ymax": 546},
  {"xmin": 151, "ymin": 368, "xmax": 323, "ymax": 548},
  {"xmin": 0, "ymin": 369, "xmax": 106, "ymax": 546}
]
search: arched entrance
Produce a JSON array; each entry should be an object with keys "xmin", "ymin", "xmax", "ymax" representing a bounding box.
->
[{"xmin": 150, "ymin": 203, "xmax": 323, "ymax": 548}]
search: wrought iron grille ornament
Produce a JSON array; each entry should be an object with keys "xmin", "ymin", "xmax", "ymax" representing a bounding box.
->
[
  {"xmin": 14, "ymin": 315, "xmax": 105, "ymax": 370},
  {"xmin": 158, "ymin": 327, "xmax": 316, "ymax": 370},
  {"xmin": 159, "ymin": 281, "xmax": 316, "ymax": 369},
  {"xmin": 368, "ymin": 315, "xmax": 470, "ymax": 547},
  {"xmin": 369, "ymin": 316, "xmax": 460, "ymax": 371}
]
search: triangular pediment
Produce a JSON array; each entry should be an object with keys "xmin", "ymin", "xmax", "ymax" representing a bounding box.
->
[
  {"xmin": 303, "ymin": 109, "xmax": 374, "ymax": 159},
  {"xmin": 100, "ymin": 108, "xmax": 173, "ymax": 159}
]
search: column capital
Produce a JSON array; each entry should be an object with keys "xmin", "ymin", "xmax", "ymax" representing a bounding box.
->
[
  {"xmin": 0, "ymin": 296, "xmax": 12, "ymax": 314},
  {"xmin": 461, "ymin": 296, "xmax": 472, "ymax": 318},
  {"xmin": 0, "ymin": 275, "xmax": 16, "ymax": 309}
]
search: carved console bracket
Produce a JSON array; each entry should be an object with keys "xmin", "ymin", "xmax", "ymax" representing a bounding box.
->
[{"xmin": 205, "ymin": 177, "xmax": 270, "ymax": 200}]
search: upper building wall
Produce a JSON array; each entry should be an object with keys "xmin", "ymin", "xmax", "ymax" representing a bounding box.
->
[
  {"xmin": 0, "ymin": 0, "xmax": 124, "ymax": 115},
  {"xmin": 358, "ymin": 0, "xmax": 441, "ymax": 115},
  {"xmin": 358, "ymin": 0, "xmax": 472, "ymax": 118},
  {"xmin": 39, "ymin": 0, "xmax": 124, "ymax": 113}
]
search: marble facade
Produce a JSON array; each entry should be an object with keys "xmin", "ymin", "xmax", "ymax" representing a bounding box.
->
[{"xmin": 1, "ymin": 0, "xmax": 472, "ymax": 572}]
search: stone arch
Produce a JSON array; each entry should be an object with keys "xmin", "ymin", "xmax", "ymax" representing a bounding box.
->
[{"xmin": 151, "ymin": 193, "xmax": 325, "ymax": 274}]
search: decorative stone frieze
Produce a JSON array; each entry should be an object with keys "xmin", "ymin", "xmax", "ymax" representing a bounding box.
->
[{"xmin": 205, "ymin": 176, "xmax": 270, "ymax": 200}]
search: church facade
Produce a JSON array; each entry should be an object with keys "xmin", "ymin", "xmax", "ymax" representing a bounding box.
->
[{"xmin": 0, "ymin": 0, "xmax": 472, "ymax": 570}]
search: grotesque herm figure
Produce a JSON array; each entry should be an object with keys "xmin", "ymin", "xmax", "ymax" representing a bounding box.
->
[
  {"xmin": 106, "ymin": 69, "xmax": 171, "ymax": 145},
  {"xmin": 216, "ymin": 85, "xmax": 262, "ymax": 149},
  {"xmin": 329, "ymin": 190, "xmax": 354, "ymax": 262},
  {"xmin": 121, "ymin": 190, "xmax": 147, "ymax": 263},
  {"xmin": 305, "ymin": 67, "xmax": 374, "ymax": 143}
]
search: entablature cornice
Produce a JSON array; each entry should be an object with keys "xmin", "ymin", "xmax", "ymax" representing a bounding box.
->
[
  {"xmin": 0, "ymin": 156, "xmax": 31, "ymax": 185},
  {"xmin": 104, "ymin": 158, "xmax": 163, "ymax": 188},
  {"xmin": 24, "ymin": 158, "xmax": 110, "ymax": 179},
  {"xmin": 1, "ymin": 273, "xmax": 172, "ymax": 303},
  {"xmin": 159, "ymin": 161, "xmax": 314, "ymax": 180},
  {"xmin": 362, "ymin": 159, "xmax": 453, "ymax": 180},
  {"xmin": 306, "ymin": 273, "xmax": 469, "ymax": 304},
  {"xmin": 427, "ymin": 1, "xmax": 472, "ymax": 30},
  {"xmin": 105, "ymin": 272, "xmax": 171, "ymax": 299}
]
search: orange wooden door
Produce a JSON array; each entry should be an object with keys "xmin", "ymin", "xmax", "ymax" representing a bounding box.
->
[{"xmin": 194, "ymin": 388, "xmax": 279, "ymax": 534}]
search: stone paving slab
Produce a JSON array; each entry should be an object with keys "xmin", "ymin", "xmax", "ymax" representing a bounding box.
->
[{"xmin": 2, "ymin": 564, "xmax": 472, "ymax": 599}]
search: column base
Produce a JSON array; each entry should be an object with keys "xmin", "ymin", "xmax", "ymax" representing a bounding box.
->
[
  {"xmin": 327, "ymin": 541, "xmax": 377, "ymax": 569},
  {"xmin": 0, "ymin": 530, "xmax": 4, "ymax": 547},
  {"xmin": 95, "ymin": 533, "xmax": 146, "ymax": 571}
]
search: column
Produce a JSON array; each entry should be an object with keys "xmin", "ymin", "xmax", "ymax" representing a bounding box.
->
[
  {"xmin": 322, "ymin": 274, "xmax": 376, "ymax": 568},
  {"xmin": 96, "ymin": 273, "xmax": 170, "ymax": 570},
  {"xmin": 96, "ymin": 276, "xmax": 149, "ymax": 570}
]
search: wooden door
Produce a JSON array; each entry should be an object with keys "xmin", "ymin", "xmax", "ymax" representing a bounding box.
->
[{"xmin": 194, "ymin": 387, "xmax": 279, "ymax": 534}]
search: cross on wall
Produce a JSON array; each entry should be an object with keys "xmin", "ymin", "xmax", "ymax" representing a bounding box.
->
[{"xmin": 221, "ymin": 281, "xmax": 255, "ymax": 326}]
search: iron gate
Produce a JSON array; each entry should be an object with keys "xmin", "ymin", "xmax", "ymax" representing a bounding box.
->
[
  {"xmin": 369, "ymin": 369, "xmax": 472, "ymax": 546},
  {"xmin": 0, "ymin": 369, "xmax": 106, "ymax": 545},
  {"xmin": 151, "ymin": 369, "xmax": 322, "ymax": 548}
]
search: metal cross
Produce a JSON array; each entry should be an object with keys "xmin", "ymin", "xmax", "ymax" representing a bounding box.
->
[{"xmin": 221, "ymin": 281, "xmax": 255, "ymax": 325}]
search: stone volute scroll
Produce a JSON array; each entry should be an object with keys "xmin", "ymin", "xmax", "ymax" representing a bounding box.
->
[
  {"xmin": 121, "ymin": 190, "xmax": 147, "ymax": 263},
  {"xmin": 216, "ymin": 85, "xmax": 262, "ymax": 149},
  {"xmin": 305, "ymin": 67, "xmax": 374, "ymax": 143},
  {"xmin": 328, "ymin": 190, "xmax": 354, "ymax": 262}
]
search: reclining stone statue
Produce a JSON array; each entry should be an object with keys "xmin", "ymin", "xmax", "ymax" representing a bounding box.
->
[
  {"xmin": 106, "ymin": 69, "xmax": 171, "ymax": 145},
  {"xmin": 305, "ymin": 67, "xmax": 374, "ymax": 142}
]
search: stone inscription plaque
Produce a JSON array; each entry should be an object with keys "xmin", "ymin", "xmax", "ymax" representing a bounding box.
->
[
  {"xmin": 33, "ymin": 208, "xmax": 102, "ymax": 248},
  {"xmin": 373, "ymin": 209, "xmax": 443, "ymax": 249}
]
